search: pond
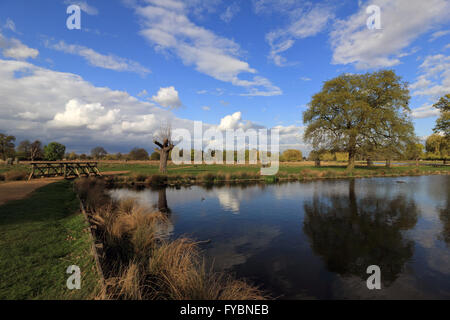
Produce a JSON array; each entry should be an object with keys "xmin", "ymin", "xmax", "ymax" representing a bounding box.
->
[{"xmin": 109, "ymin": 175, "xmax": 450, "ymax": 299}]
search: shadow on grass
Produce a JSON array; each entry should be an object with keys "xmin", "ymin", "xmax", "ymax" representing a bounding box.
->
[{"xmin": 0, "ymin": 180, "xmax": 98, "ymax": 299}]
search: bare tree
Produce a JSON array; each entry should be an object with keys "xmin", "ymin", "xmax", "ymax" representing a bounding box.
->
[
  {"xmin": 30, "ymin": 140, "xmax": 43, "ymax": 161},
  {"xmin": 153, "ymin": 122, "xmax": 174, "ymax": 173}
]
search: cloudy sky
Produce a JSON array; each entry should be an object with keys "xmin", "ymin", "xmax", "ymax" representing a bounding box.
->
[{"xmin": 0, "ymin": 0, "xmax": 449, "ymax": 154}]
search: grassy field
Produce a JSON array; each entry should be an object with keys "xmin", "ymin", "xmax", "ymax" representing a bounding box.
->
[
  {"xmin": 96, "ymin": 161, "xmax": 450, "ymax": 178},
  {"xmin": 0, "ymin": 161, "xmax": 449, "ymax": 183},
  {"xmin": 0, "ymin": 180, "xmax": 99, "ymax": 299}
]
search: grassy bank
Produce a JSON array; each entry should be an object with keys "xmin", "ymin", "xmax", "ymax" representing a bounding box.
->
[
  {"xmin": 76, "ymin": 178, "xmax": 266, "ymax": 300},
  {"xmin": 1, "ymin": 162, "xmax": 449, "ymax": 184},
  {"xmin": 96, "ymin": 162, "xmax": 450, "ymax": 186},
  {"xmin": 0, "ymin": 180, "xmax": 99, "ymax": 299}
]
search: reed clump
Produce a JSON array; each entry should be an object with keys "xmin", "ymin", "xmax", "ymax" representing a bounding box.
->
[{"xmin": 76, "ymin": 178, "xmax": 266, "ymax": 300}]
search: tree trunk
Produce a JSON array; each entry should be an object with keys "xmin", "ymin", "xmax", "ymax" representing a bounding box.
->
[
  {"xmin": 315, "ymin": 159, "xmax": 321, "ymax": 167},
  {"xmin": 386, "ymin": 159, "xmax": 391, "ymax": 168},
  {"xmin": 347, "ymin": 136, "xmax": 357, "ymax": 170},
  {"xmin": 367, "ymin": 158, "xmax": 373, "ymax": 167},
  {"xmin": 415, "ymin": 158, "xmax": 419, "ymax": 167},
  {"xmin": 444, "ymin": 158, "xmax": 447, "ymax": 165},
  {"xmin": 160, "ymin": 150, "xmax": 169, "ymax": 174},
  {"xmin": 347, "ymin": 149, "xmax": 356, "ymax": 170}
]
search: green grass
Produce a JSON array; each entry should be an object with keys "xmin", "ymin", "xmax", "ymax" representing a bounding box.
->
[
  {"xmin": 98, "ymin": 162, "xmax": 450, "ymax": 178},
  {"xmin": 0, "ymin": 180, "xmax": 99, "ymax": 299}
]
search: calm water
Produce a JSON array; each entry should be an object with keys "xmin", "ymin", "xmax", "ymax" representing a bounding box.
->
[{"xmin": 109, "ymin": 175, "xmax": 450, "ymax": 299}]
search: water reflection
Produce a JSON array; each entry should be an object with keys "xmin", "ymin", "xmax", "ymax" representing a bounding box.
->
[
  {"xmin": 108, "ymin": 176, "xmax": 450, "ymax": 299},
  {"xmin": 157, "ymin": 188, "xmax": 170, "ymax": 213},
  {"xmin": 303, "ymin": 180, "xmax": 418, "ymax": 286},
  {"xmin": 439, "ymin": 180, "xmax": 450, "ymax": 247}
]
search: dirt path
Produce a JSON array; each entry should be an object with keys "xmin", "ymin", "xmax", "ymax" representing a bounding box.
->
[
  {"xmin": 0, "ymin": 179, "xmax": 61, "ymax": 206},
  {"xmin": 0, "ymin": 171, "xmax": 129, "ymax": 206}
]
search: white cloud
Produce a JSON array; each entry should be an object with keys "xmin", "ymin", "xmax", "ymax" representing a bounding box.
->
[
  {"xmin": 0, "ymin": 58, "xmax": 307, "ymax": 153},
  {"xmin": 135, "ymin": 0, "xmax": 281, "ymax": 96},
  {"xmin": 220, "ymin": 3, "xmax": 240, "ymax": 23},
  {"xmin": 300, "ymin": 76, "xmax": 311, "ymax": 81},
  {"xmin": 266, "ymin": 4, "xmax": 334, "ymax": 66},
  {"xmin": 17, "ymin": 111, "xmax": 39, "ymax": 120},
  {"xmin": 48, "ymin": 41, "xmax": 150, "ymax": 76},
  {"xmin": 48, "ymin": 100, "xmax": 119, "ymax": 130},
  {"xmin": 4, "ymin": 18, "xmax": 17, "ymax": 33},
  {"xmin": 330, "ymin": 0, "xmax": 450, "ymax": 69},
  {"xmin": 0, "ymin": 58, "xmax": 175, "ymax": 151},
  {"xmin": 64, "ymin": 0, "xmax": 98, "ymax": 15},
  {"xmin": 430, "ymin": 30, "xmax": 450, "ymax": 41},
  {"xmin": 411, "ymin": 104, "xmax": 440, "ymax": 119},
  {"xmin": 0, "ymin": 33, "xmax": 38, "ymax": 60},
  {"xmin": 151, "ymin": 86, "xmax": 182, "ymax": 108},
  {"xmin": 218, "ymin": 111, "xmax": 242, "ymax": 130},
  {"xmin": 202, "ymin": 106, "xmax": 211, "ymax": 111},
  {"xmin": 411, "ymin": 54, "xmax": 450, "ymax": 98},
  {"xmin": 121, "ymin": 114, "xmax": 158, "ymax": 133}
]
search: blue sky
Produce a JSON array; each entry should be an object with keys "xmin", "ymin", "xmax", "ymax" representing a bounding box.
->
[{"xmin": 0, "ymin": 0, "xmax": 449, "ymax": 154}]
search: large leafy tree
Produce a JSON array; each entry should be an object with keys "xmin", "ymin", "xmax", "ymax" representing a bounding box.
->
[
  {"xmin": 44, "ymin": 142, "xmax": 66, "ymax": 161},
  {"xmin": 433, "ymin": 94, "xmax": 450, "ymax": 138},
  {"xmin": 17, "ymin": 140, "xmax": 31, "ymax": 160},
  {"xmin": 281, "ymin": 149, "xmax": 303, "ymax": 162},
  {"xmin": 128, "ymin": 147, "xmax": 149, "ymax": 160},
  {"xmin": 425, "ymin": 133, "xmax": 448, "ymax": 163},
  {"xmin": 91, "ymin": 146, "xmax": 108, "ymax": 159},
  {"xmin": 303, "ymin": 70, "xmax": 415, "ymax": 169},
  {"xmin": 0, "ymin": 133, "xmax": 16, "ymax": 160}
]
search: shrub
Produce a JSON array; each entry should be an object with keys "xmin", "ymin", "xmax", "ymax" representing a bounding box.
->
[
  {"xmin": 145, "ymin": 174, "xmax": 168, "ymax": 186},
  {"xmin": 132, "ymin": 173, "xmax": 147, "ymax": 182},
  {"xmin": 4, "ymin": 169, "xmax": 28, "ymax": 181},
  {"xmin": 197, "ymin": 172, "xmax": 215, "ymax": 182}
]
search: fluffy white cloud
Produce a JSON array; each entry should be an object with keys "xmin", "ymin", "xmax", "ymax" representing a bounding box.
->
[
  {"xmin": 121, "ymin": 114, "xmax": 158, "ymax": 133},
  {"xmin": 0, "ymin": 58, "xmax": 173, "ymax": 151},
  {"xmin": 411, "ymin": 54, "xmax": 450, "ymax": 98},
  {"xmin": 48, "ymin": 100, "xmax": 119, "ymax": 130},
  {"xmin": 134, "ymin": 0, "xmax": 281, "ymax": 96},
  {"xmin": 152, "ymin": 86, "xmax": 182, "ymax": 108},
  {"xmin": 0, "ymin": 33, "xmax": 38, "ymax": 60},
  {"xmin": 330, "ymin": 0, "xmax": 450, "ymax": 69},
  {"xmin": 265, "ymin": 4, "xmax": 334, "ymax": 66},
  {"xmin": 48, "ymin": 41, "xmax": 150, "ymax": 76},
  {"xmin": 411, "ymin": 104, "xmax": 440, "ymax": 119},
  {"xmin": 0, "ymin": 58, "xmax": 308, "ymax": 153},
  {"xmin": 218, "ymin": 111, "xmax": 242, "ymax": 130}
]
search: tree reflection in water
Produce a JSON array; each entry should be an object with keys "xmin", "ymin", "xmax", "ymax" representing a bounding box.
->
[
  {"xmin": 303, "ymin": 180, "xmax": 418, "ymax": 286},
  {"xmin": 439, "ymin": 179, "xmax": 450, "ymax": 247}
]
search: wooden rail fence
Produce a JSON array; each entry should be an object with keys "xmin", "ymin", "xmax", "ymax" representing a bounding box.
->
[{"xmin": 28, "ymin": 162, "xmax": 101, "ymax": 180}]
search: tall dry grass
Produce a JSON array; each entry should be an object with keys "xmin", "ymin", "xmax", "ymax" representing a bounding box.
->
[
  {"xmin": 75, "ymin": 177, "xmax": 266, "ymax": 300},
  {"xmin": 102, "ymin": 237, "xmax": 266, "ymax": 300}
]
